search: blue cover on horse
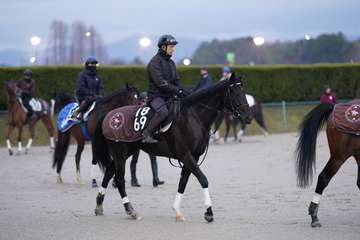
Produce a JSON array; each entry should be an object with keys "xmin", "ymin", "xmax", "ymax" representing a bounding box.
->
[
  {"xmin": 57, "ymin": 102, "xmax": 80, "ymax": 132},
  {"xmin": 102, "ymin": 105, "xmax": 156, "ymax": 142},
  {"xmin": 332, "ymin": 100, "xmax": 360, "ymax": 135}
]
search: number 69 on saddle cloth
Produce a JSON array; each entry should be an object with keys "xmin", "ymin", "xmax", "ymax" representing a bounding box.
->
[{"xmin": 102, "ymin": 105, "xmax": 156, "ymax": 142}]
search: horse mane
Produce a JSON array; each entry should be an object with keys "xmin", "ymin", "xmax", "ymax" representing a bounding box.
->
[
  {"xmin": 183, "ymin": 78, "xmax": 231, "ymax": 104},
  {"xmin": 96, "ymin": 86, "xmax": 137, "ymax": 105}
]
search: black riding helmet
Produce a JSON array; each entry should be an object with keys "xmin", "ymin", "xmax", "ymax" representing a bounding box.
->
[
  {"xmin": 157, "ymin": 35, "xmax": 178, "ymax": 48},
  {"xmin": 23, "ymin": 69, "xmax": 33, "ymax": 76},
  {"xmin": 85, "ymin": 56, "xmax": 98, "ymax": 66}
]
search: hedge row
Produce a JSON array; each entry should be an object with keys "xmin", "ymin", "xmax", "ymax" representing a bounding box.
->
[{"xmin": 0, "ymin": 64, "xmax": 359, "ymax": 110}]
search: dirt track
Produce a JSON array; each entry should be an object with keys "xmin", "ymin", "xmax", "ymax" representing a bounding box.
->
[{"xmin": 1, "ymin": 132, "xmax": 360, "ymax": 240}]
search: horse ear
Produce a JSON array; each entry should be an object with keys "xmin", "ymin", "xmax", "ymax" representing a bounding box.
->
[
  {"xmin": 229, "ymin": 72, "xmax": 236, "ymax": 82},
  {"xmin": 125, "ymin": 83, "xmax": 130, "ymax": 89}
]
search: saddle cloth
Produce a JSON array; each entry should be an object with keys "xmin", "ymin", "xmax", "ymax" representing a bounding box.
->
[
  {"xmin": 57, "ymin": 102, "xmax": 80, "ymax": 132},
  {"xmin": 246, "ymin": 94, "xmax": 255, "ymax": 108},
  {"xmin": 102, "ymin": 105, "xmax": 156, "ymax": 142},
  {"xmin": 332, "ymin": 100, "xmax": 360, "ymax": 135},
  {"xmin": 57, "ymin": 102, "xmax": 96, "ymax": 133},
  {"xmin": 19, "ymin": 97, "xmax": 49, "ymax": 115}
]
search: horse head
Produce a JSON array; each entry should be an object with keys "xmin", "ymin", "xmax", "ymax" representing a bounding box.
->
[{"xmin": 225, "ymin": 73, "xmax": 252, "ymax": 124}]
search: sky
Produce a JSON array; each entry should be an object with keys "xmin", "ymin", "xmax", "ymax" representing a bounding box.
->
[{"xmin": 1, "ymin": 0, "xmax": 360, "ymax": 52}]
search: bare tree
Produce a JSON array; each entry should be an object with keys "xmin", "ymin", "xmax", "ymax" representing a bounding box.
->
[{"xmin": 46, "ymin": 20, "xmax": 68, "ymax": 64}]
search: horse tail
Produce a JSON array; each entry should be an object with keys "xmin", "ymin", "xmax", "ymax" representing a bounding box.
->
[
  {"xmin": 295, "ymin": 103, "xmax": 335, "ymax": 188},
  {"xmin": 92, "ymin": 118, "xmax": 111, "ymax": 172},
  {"xmin": 254, "ymin": 99, "xmax": 267, "ymax": 131},
  {"xmin": 52, "ymin": 130, "xmax": 70, "ymax": 174}
]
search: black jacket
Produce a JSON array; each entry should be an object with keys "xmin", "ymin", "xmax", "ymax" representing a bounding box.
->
[
  {"xmin": 147, "ymin": 51, "xmax": 182, "ymax": 99},
  {"xmin": 193, "ymin": 74, "xmax": 213, "ymax": 92},
  {"xmin": 75, "ymin": 69, "xmax": 104, "ymax": 103}
]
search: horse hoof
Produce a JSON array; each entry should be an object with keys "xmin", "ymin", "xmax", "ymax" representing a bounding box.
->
[
  {"xmin": 204, "ymin": 214, "xmax": 214, "ymax": 223},
  {"xmin": 76, "ymin": 175, "xmax": 82, "ymax": 184},
  {"xmin": 95, "ymin": 205, "xmax": 103, "ymax": 216},
  {"xmin": 25, "ymin": 149, "xmax": 29, "ymax": 154},
  {"xmin": 175, "ymin": 213, "xmax": 186, "ymax": 222},
  {"xmin": 130, "ymin": 211, "xmax": 141, "ymax": 220},
  {"xmin": 92, "ymin": 180, "xmax": 98, "ymax": 188},
  {"xmin": 204, "ymin": 207, "xmax": 214, "ymax": 223},
  {"xmin": 311, "ymin": 220, "xmax": 322, "ymax": 228},
  {"xmin": 57, "ymin": 177, "xmax": 63, "ymax": 184},
  {"xmin": 9, "ymin": 150, "xmax": 13, "ymax": 156}
]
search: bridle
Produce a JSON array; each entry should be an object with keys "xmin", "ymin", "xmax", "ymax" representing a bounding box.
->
[{"xmin": 196, "ymin": 82, "xmax": 249, "ymax": 118}]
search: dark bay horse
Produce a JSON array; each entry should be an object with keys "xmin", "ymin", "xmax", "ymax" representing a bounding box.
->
[
  {"xmin": 296, "ymin": 101, "xmax": 360, "ymax": 227},
  {"xmin": 92, "ymin": 73, "xmax": 252, "ymax": 222},
  {"xmin": 222, "ymin": 94, "xmax": 268, "ymax": 142},
  {"xmin": 4, "ymin": 80, "xmax": 54, "ymax": 155},
  {"xmin": 52, "ymin": 86, "xmax": 139, "ymax": 184}
]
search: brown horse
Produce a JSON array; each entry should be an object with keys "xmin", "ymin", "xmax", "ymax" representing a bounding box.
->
[
  {"xmin": 295, "ymin": 101, "xmax": 360, "ymax": 228},
  {"xmin": 4, "ymin": 80, "xmax": 55, "ymax": 155}
]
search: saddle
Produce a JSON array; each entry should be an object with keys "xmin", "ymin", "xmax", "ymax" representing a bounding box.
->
[
  {"xmin": 18, "ymin": 97, "xmax": 49, "ymax": 116},
  {"xmin": 332, "ymin": 100, "xmax": 360, "ymax": 135},
  {"xmin": 102, "ymin": 101, "xmax": 178, "ymax": 142},
  {"xmin": 57, "ymin": 102, "xmax": 96, "ymax": 134}
]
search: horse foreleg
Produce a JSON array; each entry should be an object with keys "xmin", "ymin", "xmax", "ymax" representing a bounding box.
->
[
  {"xmin": 5, "ymin": 124, "xmax": 14, "ymax": 156},
  {"xmin": 237, "ymin": 122, "xmax": 245, "ymax": 142},
  {"xmin": 91, "ymin": 157, "xmax": 99, "ymax": 188},
  {"xmin": 173, "ymin": 166, "xmax": 191, "ymax": 221},
  {"xmin": 182, "ymin": 152, "xmax": 213, "ymax": 222},
  {"xmin": 309, "ymin": 156, "xmax": 347, "ymax": 228},
  {"xmin": 232, "ymin": 120, "xmax": 238, "ymax": 142}
]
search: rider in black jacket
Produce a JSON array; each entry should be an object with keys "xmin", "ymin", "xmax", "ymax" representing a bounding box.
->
[
  {"xmin": 72, "ymin": 57, "xmax": 104, "ymax": 119},
  {"xmin": 143, "ymin": 35, "xmax": 187, "ymax": 143}
]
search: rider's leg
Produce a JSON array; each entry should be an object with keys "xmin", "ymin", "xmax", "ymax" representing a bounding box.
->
[{"xmin": 142, "ymin": 97, "xmax": 168, "ymax": 143}]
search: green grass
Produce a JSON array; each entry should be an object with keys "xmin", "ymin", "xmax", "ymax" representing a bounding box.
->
[
  {"xmin": 217, "ymin": 104, "xmax": 316, "ymax": 137},
  {"xmin": 0, "ymin": 115, "xmax": 55, "ymax": 146},
  {"xmin": 0, "ymin": 104, "xmax": 317, "ymax": 146}
]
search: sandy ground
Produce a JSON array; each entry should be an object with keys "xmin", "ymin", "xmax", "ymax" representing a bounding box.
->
[{"xmin": 0, "ymin": 132, "xmax": 360, "ymax": 240}]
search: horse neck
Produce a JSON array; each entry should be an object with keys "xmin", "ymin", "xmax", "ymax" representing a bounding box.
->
[
  {"xmin": 188, "ymin": 90, "xmax": 226, "ymax": 130},
  {"xmin": 98, "ymin": 94, "xmax": 130, "ymax": 112}
]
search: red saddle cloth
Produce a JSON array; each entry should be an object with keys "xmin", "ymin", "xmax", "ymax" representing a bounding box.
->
[
  {"xmin": 332, "ymin": 100, "xmax": 360, "ymax": 135},
  {"xmin": 102, "ymin": 105, "xmax": 153, "ymax": 142}
]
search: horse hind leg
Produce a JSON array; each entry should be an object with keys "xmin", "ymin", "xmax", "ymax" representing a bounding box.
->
[
  {"xmin": 354, "ymin": 154, "xmax": 360, "ymax": 190},
  {"xmin": 308, "ymin": 155, "xmax": 347, "ymax": 228},
  {"xmin": 41, "ymin": 116, "xmax": 55, "ymax": 151},
  {"xmin": 16, "ymin": 126, "xmax": 23, "ymax": 155},
  {"xmin": 75, "ymin": 141, "xmax": 85, "ymax": 184},
  {"xmin": 25, "ymin": 122, "xmax": 35, "ymax": 154},
  {"xmin": 95, "ymin": 162, "xmax": 115, "ymax": 216}
]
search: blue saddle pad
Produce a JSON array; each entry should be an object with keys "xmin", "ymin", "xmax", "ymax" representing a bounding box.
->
[{"xmin": 57, "ymin": 102, "xmax": 80, "ymax": 132}]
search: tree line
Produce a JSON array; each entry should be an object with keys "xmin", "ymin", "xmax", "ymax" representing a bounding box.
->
[{"xmin": 192, "ymin": 33, "xmax": 360, "ymax": 65}]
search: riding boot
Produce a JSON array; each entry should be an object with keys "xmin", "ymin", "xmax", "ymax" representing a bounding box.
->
[
  {"xmin": 150, "ymin": 155, "xmax": 164, "ymax": 187},
  {"xmin": 130, "ymin": 159, "xmax": 141, "ymax": 187},
  {"xmin": 142, "ymin": 113, "xmax": 163, "ymax": 143}
]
